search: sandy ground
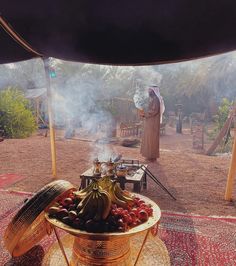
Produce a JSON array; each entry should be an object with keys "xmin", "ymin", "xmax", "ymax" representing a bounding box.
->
[{"xmin": 0, "ymin": 126, "xmax": 235, "ymax": 217}]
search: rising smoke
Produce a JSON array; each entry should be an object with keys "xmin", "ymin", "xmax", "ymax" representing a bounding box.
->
[
  {"xmin": 49, "ymin": 60, "xmax": 163, "ymax": 161},
  {"xmin": 50, "ymin": 61, "xmax": 117, "ymax": 161}
]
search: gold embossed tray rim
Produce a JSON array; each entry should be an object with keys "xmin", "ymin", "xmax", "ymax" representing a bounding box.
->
[{"xmin": 45, "ymin": 194, "xmax": 161, "ymax": 239}]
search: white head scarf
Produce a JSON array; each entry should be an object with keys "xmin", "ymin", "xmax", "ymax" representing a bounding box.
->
[{"xmin": 149, "ymin": 85, "xmax": 165, "ymax": 123}]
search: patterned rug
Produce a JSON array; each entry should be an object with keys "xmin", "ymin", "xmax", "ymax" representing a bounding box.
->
[
  {"xmin": 0, "ymin": 190, "xmax": 236, "ymax": 266},
  {"xmin": 0, "ymin": 173, "xmax": 25, "ymax": 189},
  {"xmin": 159, "ymin": 212, "xmax": 236, "ymax": 265}
]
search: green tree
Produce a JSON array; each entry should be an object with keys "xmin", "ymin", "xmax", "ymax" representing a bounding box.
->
[
  {"xmin": 156, "ymin": 51, "xmax": 236, "ymax": 117},
  {"xmin": 214, "ymin": 98, "xmax": 233, "ymax": 131},
  {"xmin": 0, "ymin": 87, "xmax": 37, "ymax": 138},
  {"xmin": 0, "ymin": 58, "xmax": 45, "ymax": 90}
]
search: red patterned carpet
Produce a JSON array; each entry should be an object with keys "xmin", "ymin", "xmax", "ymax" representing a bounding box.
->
[
  {"xmin": 160, "ymin": 212, "xmax": 236, "ymax": 265},
  {"xmin": 0, "ymin": 174, "xmax": 26, "ymax": 189},
  {"xmin": 0, "ymin": 190, "xmax": 236, "ymax": 266}
]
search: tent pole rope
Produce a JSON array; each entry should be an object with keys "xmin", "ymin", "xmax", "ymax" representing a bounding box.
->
[
  {"xmin": 0, "ymin": 16, "xmax": 42, "ymax": 57},
  {"xmin": 43, "ymin": 57, "xmax": 57, "ymax": 178}
]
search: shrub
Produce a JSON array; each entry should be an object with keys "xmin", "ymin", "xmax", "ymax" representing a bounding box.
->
[
  {"xmin": 0, "ymin": 87, "xmax": 37, "ymax": 138},
  {"xmin": 214, "ymin": 98, "xmax": 233, "ymax": 131},
  {"xmin": 207, "ymin": 98, "xmax": 234, "ymax": 153}
]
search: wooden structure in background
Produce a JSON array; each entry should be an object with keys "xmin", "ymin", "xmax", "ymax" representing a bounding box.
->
[
  {"xmin": 112, "ymin": 97, "xmax": 139, "ymax": 123},
  {"xmin": 167, "ymin": 111, "xmax": 176, "ymax": 127},
  {"xmin": 111, "ymin": 97, "xmax": 142, "ymax": 138},
  {"xmin": 25, "ymin": 88, "xmax": 47, "ymax": 127},
  {"xmin": 190, "ymin": 113, "xmax": 205, "ymax": 150},
  {"xmin": 203, "ymin": 105, "xmax": 236, "ymax": 201},
  {"xmin": 175, "ymin": 104, "xmax": 183, "ymax": 134},
  {"xmin": 190, "ymin": 112, "xmax": 205, "ymax": 134},
  {"xmin": 120, "ymin": 122, "xmax": 142, "ymax": 138},
  {"xmin": 192, "ymin": 124, "xmax": 204, "ymax": 150},
  {"xmin": 206, "ymin": 111, "xmax": 234, "ymax": 156}
]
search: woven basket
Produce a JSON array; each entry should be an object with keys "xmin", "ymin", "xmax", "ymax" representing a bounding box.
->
[{"xmin": 4, "ymin": 179, "xmax": 76, "ymax": 257}]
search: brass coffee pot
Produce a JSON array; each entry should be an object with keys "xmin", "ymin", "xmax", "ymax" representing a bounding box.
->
[
  {"xmin": 93, "ymin": 158, "xmax": 102, "ymax": 176},
  {"xmin": 105, "ymin": 158, "xmax": 116, "ymax": 176}
]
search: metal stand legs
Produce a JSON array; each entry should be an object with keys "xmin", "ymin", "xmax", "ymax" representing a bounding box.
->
[{"xmin": 140, "ymin": 165, "xmax": 176, "ymax": 200}]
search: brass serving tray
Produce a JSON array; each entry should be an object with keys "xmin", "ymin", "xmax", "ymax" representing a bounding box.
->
[{"xmin": 45, "ymin": 194, "xmax": 161, "ymax": 240}]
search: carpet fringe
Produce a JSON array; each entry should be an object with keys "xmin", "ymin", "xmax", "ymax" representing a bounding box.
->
[
  {"xmin": 0, "ymin": 189, "xmax": 33, "ymax": 196},
  {"xmin": 162, "ymin": 210, "xmax": 236, "ymax": 220}
]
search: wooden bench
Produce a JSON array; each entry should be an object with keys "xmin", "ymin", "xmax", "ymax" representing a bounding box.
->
[{"xmin": 120, "ymin": 122, "xmax": 141, "ymax": 137}]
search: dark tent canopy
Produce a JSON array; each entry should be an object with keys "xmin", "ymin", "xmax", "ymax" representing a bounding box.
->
[{"xmin": 1, "ymin": 0, "xmax": 236, "ymax": 65}]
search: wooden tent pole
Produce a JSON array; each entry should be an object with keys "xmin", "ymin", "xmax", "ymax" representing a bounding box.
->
[
  {"xmin": 205, "ymin": 113, "xmax": 233, "ymax": 156},
  {"xmin": 43, "ymin": 58, "xmax": 57, "ymax": 178},
  {"xmin": 225, "ymin": 127, "xmax": 236, "ymax": 201}
]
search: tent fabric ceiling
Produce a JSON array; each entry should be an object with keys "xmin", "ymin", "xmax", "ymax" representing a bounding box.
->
[{"xmin": 1, "ymin": 0, "xmax": 236, "ymax": 65}]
